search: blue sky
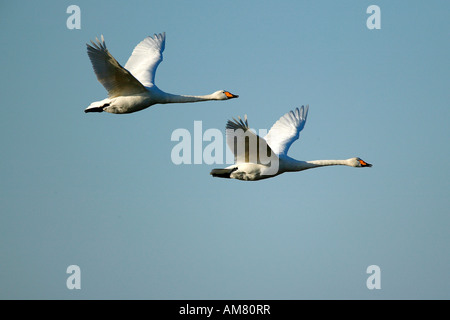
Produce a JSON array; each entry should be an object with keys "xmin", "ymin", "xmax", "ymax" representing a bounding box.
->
[{"xmin": 0, "ymin": 0, "xmax": 449, "ymax": 299}]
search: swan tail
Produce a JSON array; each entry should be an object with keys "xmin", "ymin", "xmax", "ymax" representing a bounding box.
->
[
  {"xmin": 210, "ymin": 167, "xmax": 237, "ymax": 178},
  {"xmin": 84, "ymin": 99, "xmax": 110, "ymax": 113}
]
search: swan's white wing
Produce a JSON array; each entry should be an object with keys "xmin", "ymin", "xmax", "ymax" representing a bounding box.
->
[
  {"xmin": 226, "ymin": 115, "xmax": 276, "ymax": 164},
  {"xmin": 264, "ymin": 105, "xmax": 309, "ymax": 155},
  {"xmin": 124, "ymin": 33, "xmax": 166, "ymax": 87},
  {"xmin": 87, "ymin": 35, "xmax": 147, "ymax": 98}
]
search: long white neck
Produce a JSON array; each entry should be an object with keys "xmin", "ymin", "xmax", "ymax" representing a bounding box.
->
[
  {"xmin": 159, "ymin": 92, "xmax": 217, "ymax": 104},
  {"xmin": 283, "ymin": 158, "xmax": 354, "ymax": 172},
  {"xmin": 306, "ymin": 159, "xmax": 353, "ymax": 168}
]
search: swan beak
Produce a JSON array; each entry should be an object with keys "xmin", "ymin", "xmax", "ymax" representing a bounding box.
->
[
  {"xmin": 359, "ymin": 159, "xmax": 372, "ymax": 167},
  {"xmin": 225, "ymin": 91, "xmax": 239, "ymax": 99}
]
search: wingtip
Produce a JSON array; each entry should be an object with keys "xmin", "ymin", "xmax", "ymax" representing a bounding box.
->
[
  {"xmin": 297, "ymin": 105, "xmax": 309, "ymax": 118},
  {"xmin": 153, "ymin": 32, "xmax": 166, "ymax": 39}
]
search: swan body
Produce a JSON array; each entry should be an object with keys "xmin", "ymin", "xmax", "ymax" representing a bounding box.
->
[
  {"xmin": 210, "ymin": 106, "xmax": 372, "ymax": 181},
  {"xmin": 85, "ymin": 33, "xmax": 238, "ymax": 114}
]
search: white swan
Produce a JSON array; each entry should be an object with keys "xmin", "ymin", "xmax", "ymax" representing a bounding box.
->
[
  {"xmin": 210, "ymin": 105, "xmax": 372, "ymax": 181},
  {"xmin": 85, "ymin": 33, "xmax": 238, "ymax": 114}
]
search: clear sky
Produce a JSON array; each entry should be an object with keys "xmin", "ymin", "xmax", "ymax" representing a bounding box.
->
[{"xmin": 0, "ymin": 0, "xmax": 449, "ymax": 299}]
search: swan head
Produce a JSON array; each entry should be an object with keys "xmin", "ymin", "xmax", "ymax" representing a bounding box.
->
[
  {"xmin": 349, "ymin": 157, "xmax": 372, "ymax": 167},
  {"xmin": 214, "ymin": 90, "xmax": 239, "ymax": 100}
]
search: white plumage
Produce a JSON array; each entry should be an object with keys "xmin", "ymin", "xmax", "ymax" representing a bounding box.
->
[
  {"xmin": 85, "ymin": 33, "xmax": 238, "ymax": 114},
  {"xmin": 264, "ymin": 106, "xmax": 308, "ymax": 155},
  {"xmin": 124, "ymin": 33, "xmax": 165, "ymax": 87},
  {"xmin": 211, "ymin": 105, "xmax": 372, "ymax": 181}
]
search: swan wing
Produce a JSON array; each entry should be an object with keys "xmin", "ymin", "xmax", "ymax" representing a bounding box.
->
[
  {"xmin": 124, "ymin": 33, "xmax": 166, "ymax": 87},
  {"xmin": 226, "ymin": 115, "xmax": 277, "ymax": 164},
  {"xmin": 87, "ymin": 35, "xmax": 147, "ymax": 98},
  {"xmin": 264, "ymin": 105, "xmax": 309, "ymax": 155}
]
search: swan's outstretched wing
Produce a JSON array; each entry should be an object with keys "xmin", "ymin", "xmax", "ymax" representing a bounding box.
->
[
  {"xmin": 264, "ymin": 105, "xmax": 309, "ymax": 155},
  {"xmin": 87, "ymin": 35, "xmax": 147, "ymax": 98},
  {"xmin": 124, "ymin": 33, "xmax": 166, "ymax": 87},
  {"xmin": 226, "ymin": 115, "xmax": 277, "ymax": 164}
]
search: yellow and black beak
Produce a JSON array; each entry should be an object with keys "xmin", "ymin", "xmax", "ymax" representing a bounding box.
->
[
  {"xmin": 359, "ymin": 159, "xmax": 372, "ymax": 167},
  {"xmin": 224, "ymin": 91, "xmax": 239, "ymax": 99}
]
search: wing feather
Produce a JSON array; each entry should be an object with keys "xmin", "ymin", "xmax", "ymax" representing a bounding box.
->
[
  {"xmin": 264, "ymin": 105, "xmax": 309, "ymax": 155},
  {"xmin": 226, "ymin": 115, "xmax": 277, "ymax": 164},
  {"xmin": 124, "ymin": 33, "xmax": 166, "ymax": 87},
  {"xmin": 87, "ymin": 35, "xmax": 147, "ymax": 97}
]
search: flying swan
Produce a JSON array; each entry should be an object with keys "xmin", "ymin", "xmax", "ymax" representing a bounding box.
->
[
  {"xmin": 85, "ymin": 33, "xmax": 238, "ymax": 114},
  {"xmin": 210, "ymin": 105, "xmax": 372, "ymax": 181}
]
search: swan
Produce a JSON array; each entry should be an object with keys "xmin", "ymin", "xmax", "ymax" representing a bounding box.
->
[
  {"xmin": 84, "ymin": 33, "xmax": 238, "ymax": 114},
  {"xmin": 210, "ymin": 105, "xmax": 372, "ymax": 181}
]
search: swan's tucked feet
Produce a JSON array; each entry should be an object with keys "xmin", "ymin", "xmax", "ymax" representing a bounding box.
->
[
  {"xmin": 84, "ymin": 104, "xmax": 109, "ymax": 113},
  {"xmin": 210, "ymin": 167, "xmax": 238, "ymax": 178}
]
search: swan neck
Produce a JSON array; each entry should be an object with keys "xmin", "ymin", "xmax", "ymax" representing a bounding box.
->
[
  {"xmin": 283, "ymin": 159, "xmax": 351, "ymax": 172},
  {"xmin": 305, "ymin": 159, "xmax": 351, "ymax": 168},
  {"xmin": 162, "ymin": 93, "xmax": 214, "ymax": 103}
]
